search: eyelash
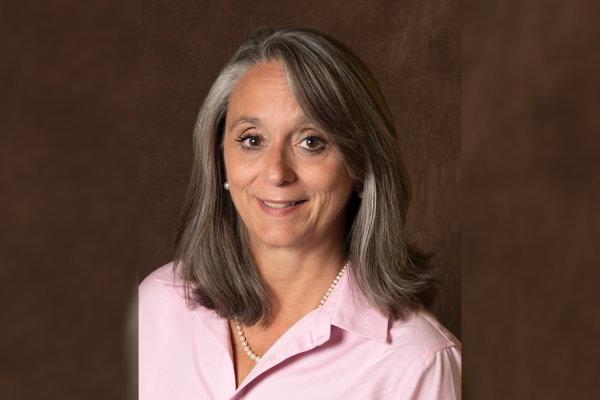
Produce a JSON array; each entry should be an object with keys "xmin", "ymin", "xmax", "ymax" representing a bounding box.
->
[
  {"xmin": 234, "ymin": 133, "xmax": 327, "ymax": 154},
  {"xmin": 234, "ymin": 134, "xmax": 261, "ymax": 152}
]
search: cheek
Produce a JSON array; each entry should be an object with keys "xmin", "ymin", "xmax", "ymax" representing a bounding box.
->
[
  {"xmin": 223, "ymin": 149, "xmax": 257, "ymax": 185},
  {"xmin": 308, "ymin": 164, "xmax": 354, "ymax": 204},
  {"xmin": 230, "ymin": 163, "xmax": 256, "ymax": 185}
]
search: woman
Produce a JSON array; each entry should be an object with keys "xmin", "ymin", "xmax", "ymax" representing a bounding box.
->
[{"xmin": 139, "ymin": 26, "xmax": 460, "ymax": 399}]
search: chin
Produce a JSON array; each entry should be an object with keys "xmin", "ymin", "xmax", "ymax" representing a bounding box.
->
[{"xmin": 254, "ymin": 228, "xmax": 308, "ymax": 248}]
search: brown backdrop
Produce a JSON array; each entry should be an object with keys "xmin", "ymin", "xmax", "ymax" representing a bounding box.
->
[
  {"xmin": 138, "ymin": 0, "xmax": 461, "ymax": 342},
  {"xmin": 2, "ymin": 1, "xmax": 139, "ymax": 399},
  {"xmin": 462, "ymin": 1, "xmax": 600, "ymax": 398}
]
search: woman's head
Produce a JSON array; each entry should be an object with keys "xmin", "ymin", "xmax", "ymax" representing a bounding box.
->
[
  {"xmin": 222, "ymin": 59, "xmax": 354, "ymax": 250},
  {"xmin": 175, "ymin": 26, "xmax": 437, "ymax": 326}
]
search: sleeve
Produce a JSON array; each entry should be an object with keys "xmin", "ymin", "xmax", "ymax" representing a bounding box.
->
[
  {"xmin": 138, "ymin": 276, "xmax": 172, "ymax": 399},
  {"xmin": 398, "ymin": 346, "xmax": 462, "ymax": 400}
]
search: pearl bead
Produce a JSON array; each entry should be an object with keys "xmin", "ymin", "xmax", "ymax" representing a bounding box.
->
[{"xmin": 234, "ymin": 261, "xmax": 349, "ymax": 363}]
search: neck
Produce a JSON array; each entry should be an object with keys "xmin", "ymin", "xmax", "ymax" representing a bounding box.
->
[{"xmin": 249, "ymin": 237, "xmax": 346, "ymax": 324}]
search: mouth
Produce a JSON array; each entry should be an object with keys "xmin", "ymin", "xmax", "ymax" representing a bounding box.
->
[
  {"xmin": 259, "ymin": 199, "xmax": 308, "ymax": 209},
  {"xmin": 258, "ymin": 199, "xmax": 308, "ymax": 217}
]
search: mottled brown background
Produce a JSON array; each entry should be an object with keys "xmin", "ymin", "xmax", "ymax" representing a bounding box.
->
[
  {"xmin": 2, "ymin": 1, "xmax": 139, "ymax": 399},
  {"xmin": 2, "ymin": 0, "xmax": 598, "ymax": 399},
  {"xmin": 462, "ymin": 1, "xmax": 599, "ymax": 398}
]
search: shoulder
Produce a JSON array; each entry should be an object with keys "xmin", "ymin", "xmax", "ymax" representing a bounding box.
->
[
  {"xmin": 140, "ymin": 261, "xmax": 185, "ymax": 290},
  {"xmin": 386, "ymin": 309, "xmax": 461, "ymax": 369},
  {"xmin": 138, "ymin": 262, "xmax": 190, "ymax": 355},
  {"xmin": 387, "ymin": 310, "xmax": 461, "ymax": 399},
  {"xmin": 388, "ymin": 309, "xmax": 461, "ymax": 353},
  {"xmin": 138, "ymin": 261, "xmax": 187, "ymax": 318},
  {"xmin": 139, "ymin": 262, "xmax": 191, "ymax": 391}
]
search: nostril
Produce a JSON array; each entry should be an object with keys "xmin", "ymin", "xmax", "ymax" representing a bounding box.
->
[{"xmin": 266, "ymin": 167, "xmax": 296, "ymax": 186}]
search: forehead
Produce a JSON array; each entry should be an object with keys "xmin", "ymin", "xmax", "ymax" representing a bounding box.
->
[
  {"xmin": 226, "ymin": 60, "xmax": 305, "ymax": 126},
  {"xmin": 235, "ymin": 60, "xmax": 288, "ymax": 91}
]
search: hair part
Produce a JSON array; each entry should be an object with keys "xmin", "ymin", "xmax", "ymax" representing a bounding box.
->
[{"xmin": 174, "ymin": 26, "xmax": 439, "ymax": 327}]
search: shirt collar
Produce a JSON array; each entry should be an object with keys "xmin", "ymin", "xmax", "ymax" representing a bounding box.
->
[
  {"xmin": 326, "ymin": 262, "xmax": 390, "ymax": 343},
  {"xmin": 154, "ymin": 261, "xmax": 390, "ymax": 343}
]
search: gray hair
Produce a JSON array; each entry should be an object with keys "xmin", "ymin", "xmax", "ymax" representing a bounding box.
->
[{"xmin": 174, "ymin": 26, "xmax": 438, "ymax": 327}]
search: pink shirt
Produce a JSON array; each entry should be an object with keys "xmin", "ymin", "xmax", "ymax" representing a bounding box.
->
[{"xmin": 139, "ymin": 262, "xmax": 461, "ymax": 399}]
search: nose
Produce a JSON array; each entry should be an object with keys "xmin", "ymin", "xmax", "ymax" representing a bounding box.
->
[{"xmin": 264, "ymin": 144, "xmax": 296, "ymax": 186}]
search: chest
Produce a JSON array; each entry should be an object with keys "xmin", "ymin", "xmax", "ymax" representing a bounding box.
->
[
  {"xmin": 226, "ymin": 331, "xmax": 402, "ymax": 399},
  {"xmin": 145, "ymin": 321, "xmax": 406, "ymax": 400},
  {"xmin": 228, "ymin": 321, "xmax": 286, "ymax": 388}
]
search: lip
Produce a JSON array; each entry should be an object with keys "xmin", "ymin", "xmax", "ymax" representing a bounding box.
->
[{"xmin": 257, "ymin": 198, "xmax": 308, "ymax": 216}]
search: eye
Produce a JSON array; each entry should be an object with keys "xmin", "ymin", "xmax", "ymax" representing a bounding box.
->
[
  {"xmin": 235, "ymin": 133, "xmax": 263, "ymax": 151},
  {"xmin": 298, "ymin": 136, "xmax": 327, "ymax": 154},
  {"xmin": 299, "ymin": 136, "xmax": 326, "ymax": 153}
]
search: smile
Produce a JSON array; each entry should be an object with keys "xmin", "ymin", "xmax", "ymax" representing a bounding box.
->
[
  {"xmin": 261, "ymin": 200, "xmax": 305, "ymax": 209},
  {"xmin": 257, "ymin": 198, "xmax": 308, "ymax": 215}
]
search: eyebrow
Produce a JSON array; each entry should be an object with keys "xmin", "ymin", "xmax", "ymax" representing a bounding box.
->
[
  {"xmin": 228, "ymin": 115, "xmax": 262, "ymax": 130},
  {"xmin": 227, "ymin": 114, "xmax": 317, "ymax": 132}
]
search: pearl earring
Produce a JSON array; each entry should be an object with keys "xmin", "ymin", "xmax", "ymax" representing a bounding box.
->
[{"xmin": 224, "ymin": 181, "xmax": 230, "ymax": 190}]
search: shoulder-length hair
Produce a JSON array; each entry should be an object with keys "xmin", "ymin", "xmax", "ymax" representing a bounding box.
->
[{"xmin": 174, "ymin": 26, "xmax": 438, "ymax": 327}]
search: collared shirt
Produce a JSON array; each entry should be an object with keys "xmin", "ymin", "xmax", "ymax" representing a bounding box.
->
[{"xmin": 139, "ymin": 262, "xmax": 461, "ymax": 400}]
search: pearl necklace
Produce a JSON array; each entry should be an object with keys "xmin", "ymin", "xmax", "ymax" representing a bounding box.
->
[{"xmin": 233, "ymin": 261, "xmax": 349, "ymax": 363}]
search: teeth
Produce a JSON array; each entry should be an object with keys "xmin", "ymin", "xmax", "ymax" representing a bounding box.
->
[{"xmin": 262, "ymin": 200, "xmax": 304, "ymax": 209}]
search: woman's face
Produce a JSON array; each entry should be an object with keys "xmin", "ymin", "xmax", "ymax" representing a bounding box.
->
[{"xmin": 222, "ymin": 60, "xmax": 354, "ymax": 250}]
